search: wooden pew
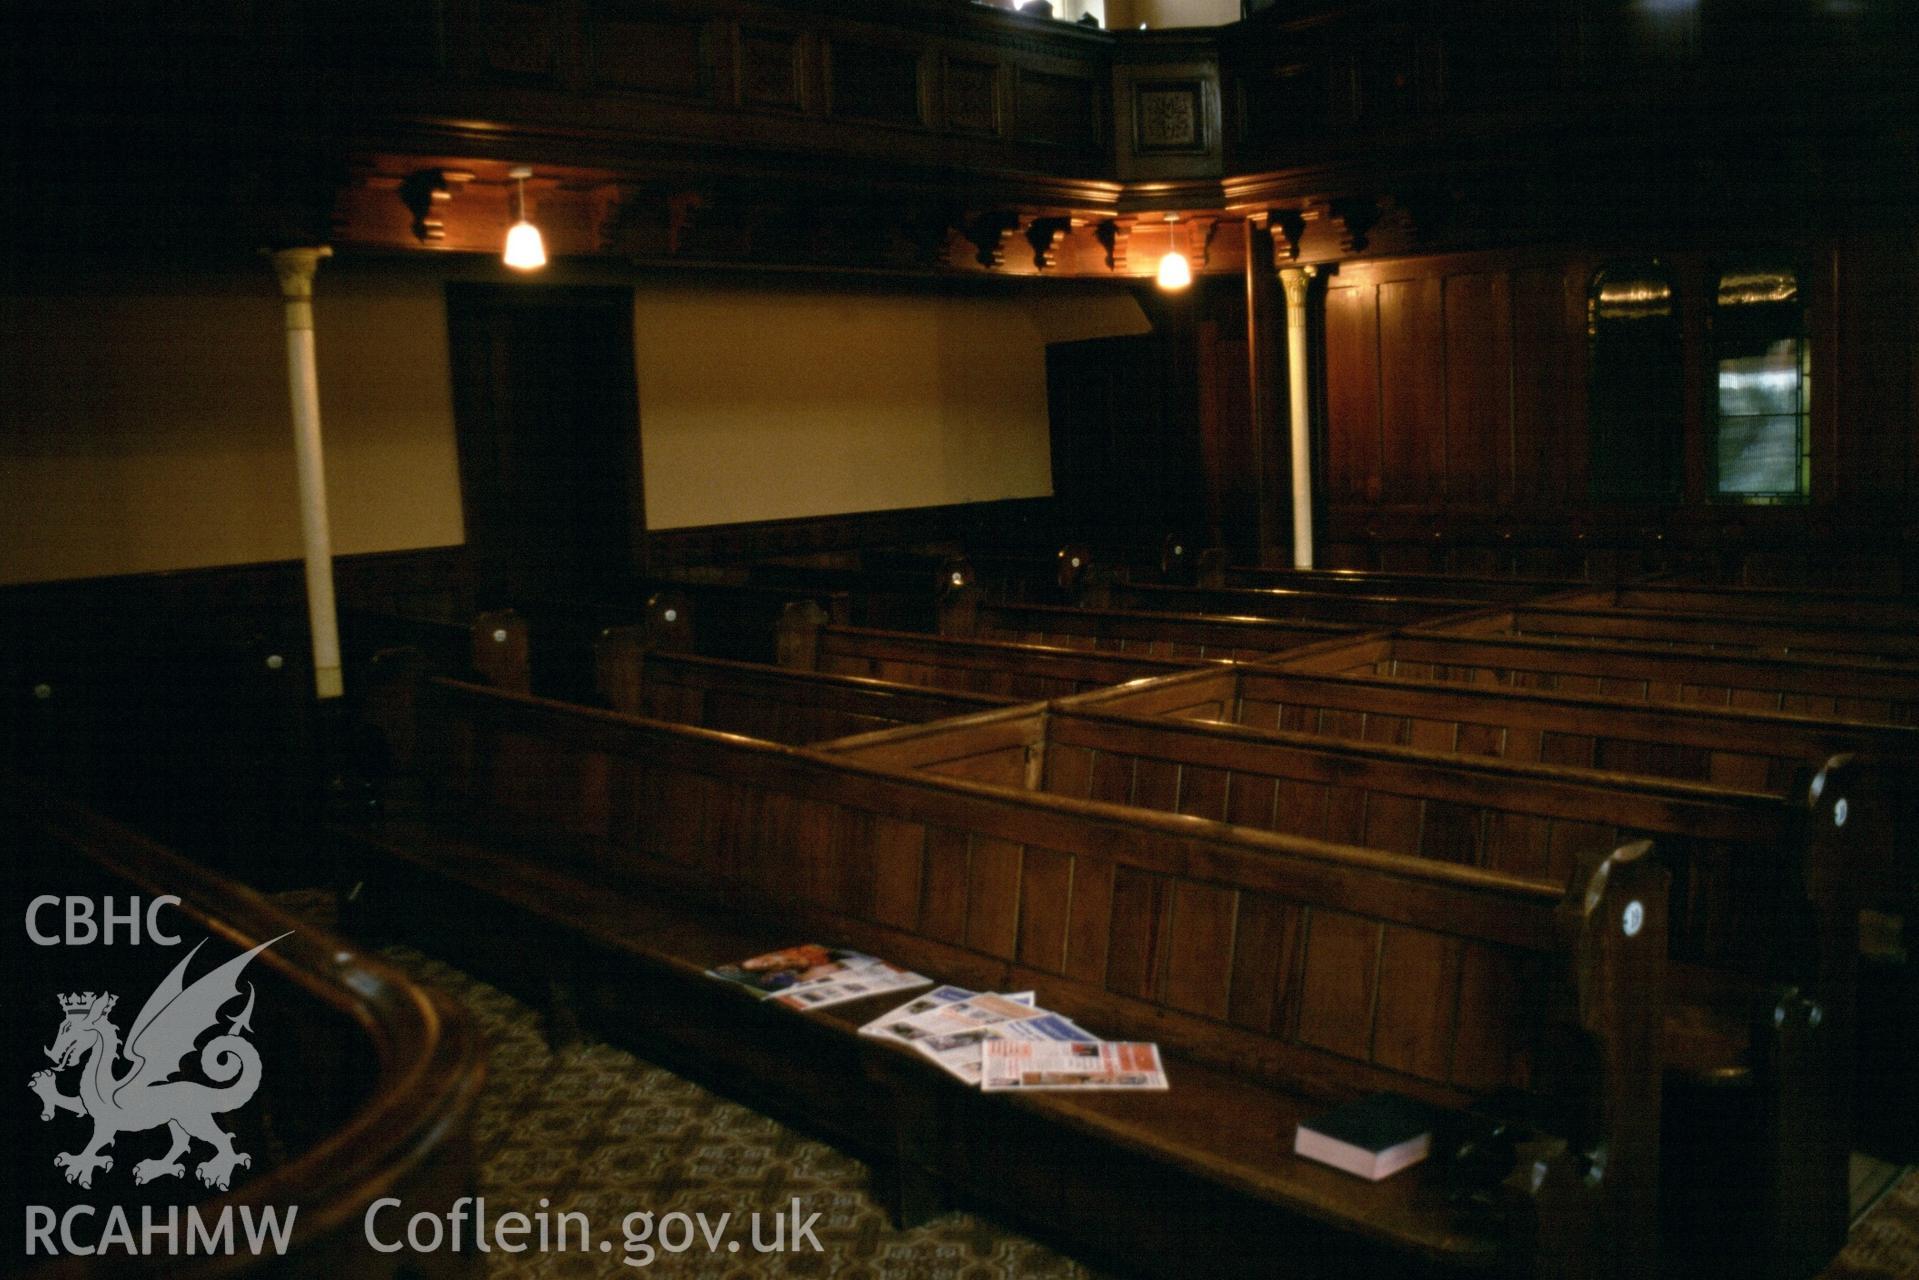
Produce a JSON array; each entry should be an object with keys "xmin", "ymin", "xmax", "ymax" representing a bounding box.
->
[
  {"xmin": 1088, "ymin": 582, "xmax": 1494, "ymax": 629},
  {"xmin": 3, "ymin": 617, "xmax": 318, "ymax": 873},
  {"xmin": 592, "ymin": 630, "xmax": 1016, "ymax": 745},
  {"xmin": 1274, "ymin": 631, "xmax": 1919, "ymax": 725},
  {"xmin": 8, "ymin": 783, "xmax": 484, "ymax": 1279},
  {"xmin": 1195, "ymin": 552, "xmax": 1589, "ymax": 603},
  {"xmin": 777, "ymin": 603, "xmax": 1236, "ymax": 697},
  {"xmin": 334, "ymin": 674, "xmax": 1667, "ymax": 1279},
  {"xmin": 1423, "ymin": 604, "xmax": 1919, "ymax": 664},
  {"xmin": 719, "ymin": 553, "xmax": 975, "ymax": 633},
  {"xmin": 1054, "ymin": 661, "xmax": 1917, "ymax": 829},
  {"xmin": 822, "ymin": 702, "xmax": 1863, "ymax": 1277},
  {"xmin": 947, "ymin": 599, "xmax": 1365, "ymax": 659},
  {"xmin": 967, "ymin": 542, "xmax": 1105, "ymax": 604},
  {"xmin": 348, "ymin": 579, "xmax": 850, "ymax": 704},
  {"xmin": 1553, "ymin": 581, "xmax": 1919, "ymax": 627}
]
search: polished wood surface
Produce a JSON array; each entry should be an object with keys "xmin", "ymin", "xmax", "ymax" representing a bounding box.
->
[
  {"xmin": 595, "ymin": 643, "xmax": 1015, "ymax": 745},
  {"xmin": 1426, "ymin": 605, "xmax": 1919, "ymax": 664},
  {"xmin": 1279, "ymin": 633, "xmax": 1919, "ymax": 725},
  {"xmin": 339, "ymin": 672, "xmax": 1669, "ymax": 1275},
  {"xmin": 782, "ymin": 606, "xmax": 1235, "ymax": 696},
  {"xmin": 7, "ymin": 783, "xmax": 485, "ymax": 1279},
  {"xmin": 959, "ymin": 600, "xmax": 1362, "ymax": 659}
]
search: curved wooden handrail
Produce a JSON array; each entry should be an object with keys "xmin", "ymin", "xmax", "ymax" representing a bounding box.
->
[{"xmin": 8, "ymin": 783, "xmax": 485, "ymax": 1279}]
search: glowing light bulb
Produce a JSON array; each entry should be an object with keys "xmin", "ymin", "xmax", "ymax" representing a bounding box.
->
[
  {"xmin": 1156, "ymin": 251, "xmax": 1192, "ymax": 290},
  {"xmin": 504, "ymin": 219, "xmax": 546, "ymax": 270},
  {"xmin": 503, "ymin": 166, "xmax": 547, "ymax": 270}
]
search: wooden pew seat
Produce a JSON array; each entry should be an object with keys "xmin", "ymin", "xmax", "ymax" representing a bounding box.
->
[
  {"xmin": 335, "ymin": 809, "xmax": 1521, "ymax": 1272},
  {"xmin": 334, "ymin": 676, "xmax": 1670, "ymax": 1279},
  {"xmin": 820, "ymin": 700, "xmax": 1859, "ymax": 1276}
]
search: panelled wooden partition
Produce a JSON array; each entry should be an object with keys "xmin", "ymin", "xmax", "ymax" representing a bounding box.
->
[{"xmin": 382, "ymin": 674, "xmax": 1668, "ymax": 1277}]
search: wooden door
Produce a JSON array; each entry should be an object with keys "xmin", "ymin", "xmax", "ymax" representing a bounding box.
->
[{"xmin": 445, "ymin": 283, "xmax": 646, "ymax": 604}]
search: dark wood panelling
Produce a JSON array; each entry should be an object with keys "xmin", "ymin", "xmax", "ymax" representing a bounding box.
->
[
  {"xmin": 966, "ymin": 835, "xmax": 1024, "ymax": 958},
  {"xmin": 1442, "ymin": 271, "xmax": 1511, "ymax": 504},
  {"xmin": 1450, "ymin": 941, "xmax": 1524, "ymax": 1090},
  {"xmin": 943, "ymin": 56, "xmax": 1001, "ymax": 134},
  {"xmin": 1106, "ymin": 865, "xmax": 1169, "ymax": 1001},
  {"xmin": 1133, "ymin": 80, "xmax": 1207, "ymax": 154},
  {"xmin": 828, "ymin": 39, "xmax": 924, "ymax": 126},
  {"xmin": 1296, "ymin": 909, "xmax": 1379, "ymax": 1060},
  {"xmin": 1509, "ymin": 262, "xmax": 1586, "ymax": 508},
  {"xmin": 1162, "ymin": 882, "xmax": 1237, "ymax": 1020},
  {"xmin": 1323, "ymin": 284, "xmax": 1381, "ymax": 504},
  {"xmin": 591, "ymin": 6, "xmax": 710, "ymax": 98},
  {"xmin": 1016, "ymin": 69, "xmax": 1099, "ymax": 150},
  {"xmin": 1371, "ymin": 925, "xmax": 1462, "ymax": 1082},
  {"xmin": 1835, "ymin": 240, "xmax": 1915, "ymax": 509},
  {"xmin": 1226, "ymin": 893, "xmax": 1301, "ymax": 1035},
  {"xmin": 920, "ymin": 825, "xmax": 972, "ymax": 944},
  {"xmin": 1017, "ymin": 845, "xmax": 1074, "ymax": 973},
  {"xmin": 459, "ymin": 0, "xmax": 560, "ymax": 85},
  {"xmin": 1376, "ymin": 276, "xmax": 1446, "ymax": 502},
  {"xmin": 738, "ymin": 26, "xmax": 806, "ymax": 110}
]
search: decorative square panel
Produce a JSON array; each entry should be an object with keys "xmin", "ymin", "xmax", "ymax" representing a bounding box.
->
[
  {"xmin": 1015, "ymin": 70, "xmax": 1098, "ymax": 150},
  {"xmin": 472, "ymin": 0, "xmax": 558, "ymax": 83},
  {"xmin": 1134, "ymin": 81, "xmax": 1206, "ymax": 153},
  {"xmin": 829, "ymin": 40, "xmax": 924, "ymax": 126},
  {"xmin": 944, "ymin": 57, "xmax": 1000, "ymax": 135},
  {"xmin": 591, "ymin": 11, "xmax": 708, "ymax": 98},
  {"xmin": 739, "ymin": 27, "xmax": 804, "ymax": 111}
]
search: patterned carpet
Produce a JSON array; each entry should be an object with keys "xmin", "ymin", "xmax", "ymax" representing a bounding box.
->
[
  {"xmin": 278, "ymin": 893, "xmax": 1918, "ymax": 1278},
  {"xmin": 1825, "ymin": 1166, "xmax": 1919, "ymax": 1280},
  {"xmin": 392, "ymin": 944, "xmax": 1100, "ymax": 1279}
]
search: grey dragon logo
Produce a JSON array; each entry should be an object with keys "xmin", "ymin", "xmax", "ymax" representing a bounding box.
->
[{"xmin": 29, "ymin": 935, "xmax": 287, "ymax": 1191}]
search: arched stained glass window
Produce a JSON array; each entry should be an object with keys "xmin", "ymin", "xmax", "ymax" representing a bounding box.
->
[
  {"xmin": 1588, "ymin": 260, "xmax": 1682, "ymax": 501},
  {"xmin": 1711, "ymin": 264, "xmax": 1808, "ymax": 501}
]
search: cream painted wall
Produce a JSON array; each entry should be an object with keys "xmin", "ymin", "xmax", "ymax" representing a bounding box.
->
[
  {"xmin": 0, "ymin": 258, "xmax": 465, "ymax": 585},
  {"xmin": 1106, "ymin": 0, "xmax": 1239, "ymax": 28},
  {"xmin": 634, "ymin": 284, "xmax": 1056, "ymax": 530},
  {"xmin": 1, "ymin": 257, "xmax": 1148, "ymax": 582}
]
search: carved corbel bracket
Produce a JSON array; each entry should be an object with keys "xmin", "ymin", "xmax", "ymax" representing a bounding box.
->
[
  {"xmin": 959, "ymin": 210, "xmax": 1022, "ymax": 269},
  {"xmin": 1269, "ymin": 208, "xmax": 1308, "ymax": 262},
  {"xmin": 397, "ymin": 169, "xmax": 454, "ymax": 243},
  {"xmin": 1326, "ymin": 196, "xmax": 1384, "ymax": 254},
  {"xmin": 1025, "ymin": 216, "xmax": 1072, "ymax": 270},
  {"xmin": 1094, "ymin": 216, "xmax": 1137, "ymax": 272},
  {"xmin": 1187, "ymin": 215, "xmax": 1221, "ymax": 268}
]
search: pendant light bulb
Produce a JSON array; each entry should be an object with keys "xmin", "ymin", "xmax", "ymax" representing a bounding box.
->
[
  {"xmin": 1156, "ymin": 250, "xmax": 1192, "ymax": 290},
  {"xmin": 504, "ymin": 167, "xmax": 547, "ymax": 271},
  {"xmin": 1156, "ymin": 212, "xmax": 1191, "ymax": 290}
]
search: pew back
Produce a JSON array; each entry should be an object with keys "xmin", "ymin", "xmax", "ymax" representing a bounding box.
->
[
  {"xmin": 959, "ymin": 600, "xmax": 1362, "ymax": 660},
  {"xmin": 1100, "ymin": 582, "xmax": 1497, "ymax": 628},
  {"xmin": 593, "ymin": 639, "xmax": 1015, "ymax": 745},
  {"xmin": 1426, "ymin": 605, "xmax": 1919, "ymax": 663},
  {"xmin": 823, "ymin": 703, "xmax": 1856, "ymax": 980},
  {"xmin": 1277, "ymin": 633, "xmax": 1919, "ymax": 724},
  {"xmin": 780, "ymin": 607, "xmax": 1233, "ymax": 698},
  {"xmin": 420, "ymin": 678, "xmax": 1640, "ymax": 1101}
]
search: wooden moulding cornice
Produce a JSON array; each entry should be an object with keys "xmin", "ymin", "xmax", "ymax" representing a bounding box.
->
[{"xmin": 354, "ymin": 119, "xmax": 1129, "ymax": 217}]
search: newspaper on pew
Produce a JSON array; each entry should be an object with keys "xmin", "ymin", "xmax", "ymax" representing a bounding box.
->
[
  {"xmin": 859, "ymin": 983, "xmax": 1168, "ymax": 1091},
  {"xmin": 705, "ymin": 944, "xmax": 933, "ymax": 1012}
]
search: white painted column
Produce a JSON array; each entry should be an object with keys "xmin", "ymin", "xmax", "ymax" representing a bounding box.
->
[
  {"xmin": 269, "ymin": 247, "xmax": 344, "ymax": 700},
  {"xmin": 1278, "ymin": 264, "xmax": 1318, "ymax": 569}
]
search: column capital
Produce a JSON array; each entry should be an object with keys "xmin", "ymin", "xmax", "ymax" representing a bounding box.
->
[
  {"xmin": 1277, "ymin": 263, "xmax": 1319, "ymax": 307},
  {"xmin": 267, "ymin": 246, "xmax": 333, "ymax": 300}
]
